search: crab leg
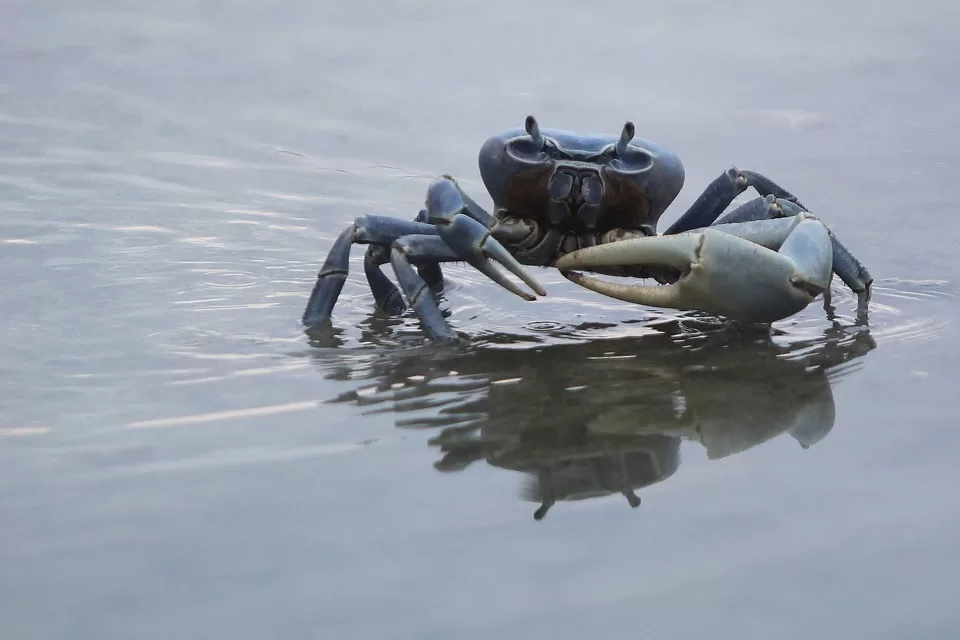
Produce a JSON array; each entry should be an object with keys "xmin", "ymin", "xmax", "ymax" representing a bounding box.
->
[
  {"xmin": 387, "ymin": 235, "xmax": 462, "ymax": 341},
  {"xmin": 365, "ymin": 206, "xmax": 453, "ymax": 318},
  {"xmin": 557, "ymin": 214, "xmax": 834, "ymax": 324},
  {"xmin": 426, "ymin": 176, "xmax": 546, "ymax": 299},
  {"xmin": 302, "ymin": 216, "xmax": 437, "ymax": 329},
  {"xmin": 444, "ymin": 178, "xmax": 495, "ymax": 227},
  {"xmin": 664, "ymin": 167, "xmax": 806, "ymax": 235},
  {"xmin": 388, "ymin": 234, "xmax": 543, "ymax": 341},
  {"xmin": 827, "ymin": 234, "xmax": 872, "ymax": 318},
  {"xmin": 359, "ymin": 209, "xmax": 447, "ymax": 319},
  {"xmin": 413, "ymin": 208, "xmax": 446, "ymax": 291},
  {"xmin": 302, "ymin": 177, "xmax": 546, "ymax": 332},
  {"xmin": 363, "ymin": 245, "xmax": 407, "ymax": 315}
]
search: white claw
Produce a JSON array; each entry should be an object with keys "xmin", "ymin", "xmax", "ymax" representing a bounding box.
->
[
  {"xmin": 557, "ymin": 226, "xmax": 832, "ymax": 324},
  {"xmin": 556, "ymin": 233, "xmax": 701, "ymax": 271}
]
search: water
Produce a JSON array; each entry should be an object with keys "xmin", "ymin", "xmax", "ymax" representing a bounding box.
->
[{"xmin": 2, "ymin": 1, "xmax": 959, "ymax": 638}]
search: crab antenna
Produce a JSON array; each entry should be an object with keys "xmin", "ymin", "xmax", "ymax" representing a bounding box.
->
[
  {"xmin": 525, "ymin": 115, "xmax": 544, "ymax": 148},
  {"xmin": 615, "ymin": 121, "xmax": 636, "ymax": 156}
]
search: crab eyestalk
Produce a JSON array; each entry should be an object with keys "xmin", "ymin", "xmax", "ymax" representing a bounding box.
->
[
  {"xmin": 615, "ymin": 120, "xmax": 635, "ymax": 156},
  {"xmin": 525, "ymin": 114, "xmax": 545, "ymax": 148}
]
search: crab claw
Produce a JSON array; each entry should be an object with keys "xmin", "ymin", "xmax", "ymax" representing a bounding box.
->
[
  {"xmin": 556, "ymin": 217, "xmax": 834, "ymax": 324},
  {"xmin": 428, "ymin": 176, "xmax": 547, "ymax": 301}
]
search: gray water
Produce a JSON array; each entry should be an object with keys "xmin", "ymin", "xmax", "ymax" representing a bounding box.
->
[{"xmin": 2, "ymin": 1, "xmax": 959, "ymax": 638}]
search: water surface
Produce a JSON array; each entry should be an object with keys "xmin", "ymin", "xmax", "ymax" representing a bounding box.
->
[{"xmin": 2, "ymin": 1, "xmax": 959, "ymax": 638}]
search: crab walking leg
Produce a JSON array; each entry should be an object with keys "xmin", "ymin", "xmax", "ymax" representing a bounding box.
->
[
  {"xmin": 302, "ymin": 216, "xmax": 437, "ymax": 329},
  {"xmin": 360, "ymin": 211, "xmax": 450, "ymax": 317},
  {"xmin": 827, "ymin": 234, "xmax": 872, "ymax": 318},
  {"xmin": 413, "ymin": 209, "xmax": 445, "ymax": 291},
  {"xmin": 434, "ymin": 176, "xmax": 495, "ymax": 227},
  {"xmin": 389, "ymin": 236, "xmax": 459, "ymax": 341},
  {"xmin": 712, "ymin": 196, "xmax": 873, "ymax": 315},
  {"xmin": 389, "ymin": 225, "xmax": 548, "ymax": 341},
  {"xmin": 363, "ymin": 245, "xmax": 407, "ymax": 315},
  {"xmin": 355, "ymin": 199, "xmax": 502, "ymax": 320},
  {"xmin": 302, "ymin": 224, "xmax": 356, "ymax": 328},
  {"xmin": 664, "ymin": 167, "xmax": 806, "ymax": 235},
  {"xmin": 390, "ymin": 235, "xmax": 534, "ymax": 341},
  {"xmin": 303, "ymin": 181, "xmax": 544, "ymax": 332},
  {"xmin": 715, "ymin": 194, "xmax": 792, "ymax": 225},
  {"xmin": 557, "ymin": 215, "xmax": 835, "ymax": 324}
]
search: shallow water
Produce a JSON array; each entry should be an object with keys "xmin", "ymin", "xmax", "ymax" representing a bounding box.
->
[{"xmin": 2, "ymin": 1, "xmax": 959, "ymax": 638}]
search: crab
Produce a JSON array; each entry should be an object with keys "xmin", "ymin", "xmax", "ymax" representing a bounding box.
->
[{"xmin": 302, "ymin": 115, "xmax": 872, "ymax": 341}]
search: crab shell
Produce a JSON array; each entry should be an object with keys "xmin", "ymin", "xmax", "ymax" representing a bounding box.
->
[{"xmin": 478, "ymin": 121, "xmax": 686, "ymax": 235}]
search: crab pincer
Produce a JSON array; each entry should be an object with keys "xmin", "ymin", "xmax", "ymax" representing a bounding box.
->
[
  {"xmin": 426, "ymin": 177, "xmax": 546, "ymax": 301},
  {"xmin": 556, "ymin": 215, "xmax": 835, "ymax": 324}
]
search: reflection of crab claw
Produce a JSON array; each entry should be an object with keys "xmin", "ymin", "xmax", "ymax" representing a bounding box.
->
[{"xmin": 556, "ymin": 215, "xmax": 834, "ymax": 324}]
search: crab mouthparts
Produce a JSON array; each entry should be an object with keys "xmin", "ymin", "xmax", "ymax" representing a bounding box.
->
[{"xmin": 548, "ymin": 168, "xmax": 604, "ymax": 229}]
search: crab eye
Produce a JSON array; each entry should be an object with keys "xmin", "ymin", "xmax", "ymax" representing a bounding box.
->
[
  {"xmin": 505, "ymin": 137, "xmax": 551, "ymax": 164},
  {"xmin": 602, "ymin": 121, "xmax": 652, "ymax": 173},
  {"xmin": 609, "ymin": 146, "xmax": 654, "ymax": 174}
]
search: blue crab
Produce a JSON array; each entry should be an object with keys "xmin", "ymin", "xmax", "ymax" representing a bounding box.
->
[{"xmin": 302, "ymin": 116, "xmax": 872, "ymax": 340}]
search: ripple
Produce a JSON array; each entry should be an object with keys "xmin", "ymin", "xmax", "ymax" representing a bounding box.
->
[
  {"xmin": 181, "ymin": 236, "xmax": 226, "ymax": 248},
  {"xmin": 194, "ymin": 269, "xmax": 262, "ymax": 290},
  {"xmin": 0, "ymin": 112, "xmax": 101, "ymax": 132},
  {"xmin": 127, "ymin": 400, "xmax": 321, "ymax": 429},
  {"xmin": 310, "ymin": 233, "xmax": 957, "ymax": 352},
  {"xmin": 224, "ymin": 207, "xmax": 296, "ymax": 220},
  {"xmin": 78, "ymin": 171, "xmax": 205, "ymax": 195},
  {"xmin": 316, "ymin": 266, "xmax": 953, "ymax": 354},
  {"xmin": 147, "ymin": 326, "xmax": 305, "ymax": 366},
  {"xmin": 0, "ymin": 426, "xmax": 51, "ymax": 438},
  {"xmin": 143, "ymin": 347, "xmax": 308, "ymax": 386},
  {"xmin": 526, "ymin": 321, "xmax": 565, "ymax": 332},
  {"xmin": 866, "ymin": 280, "xmax": 953, "ymax": 345},
  {"xmin": 780, "ymin": 277, "xmax": 953, "ymax": 348}
]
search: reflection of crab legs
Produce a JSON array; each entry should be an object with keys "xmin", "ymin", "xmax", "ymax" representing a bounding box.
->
[
  {"xmin": 558, "ymin": 213, "xmax": 853, "ymax": 324},
  {"xmin": 532, "ymin": 451, "xmax": 642, "ymax": 521}
]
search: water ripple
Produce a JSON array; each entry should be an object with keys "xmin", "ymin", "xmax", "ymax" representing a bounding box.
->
[
  {"xmin": 305, "ymin": 266, "xmax": 952, "ymax": 353},
  {"xmin": 194, "ymin": 269, "xmax": 262, "ymax": 290}
]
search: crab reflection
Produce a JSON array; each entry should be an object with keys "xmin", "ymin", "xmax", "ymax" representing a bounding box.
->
[{"xmin": 327, "ymin": 323, "xmax": 875, "ymax": 519}]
